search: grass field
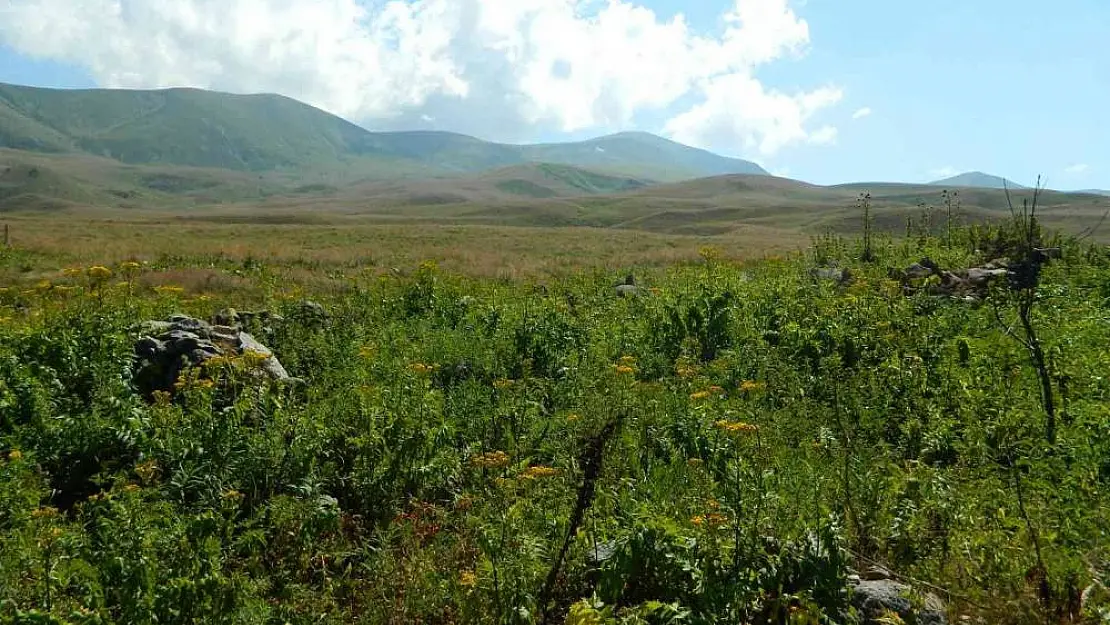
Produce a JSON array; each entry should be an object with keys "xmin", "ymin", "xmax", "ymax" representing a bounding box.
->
[{"xmin": 2, "ymin": 194, "xmax": 1110, "ymax": 623}]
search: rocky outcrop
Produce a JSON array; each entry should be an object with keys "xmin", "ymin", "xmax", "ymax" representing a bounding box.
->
[
  {"xmin": 132, "ymin": 311, "xmax": 303, "ymax": 398},
  {"xmin": 850, "ymin": 573, "xmax": 947, "ymax": 625},
  {"xmin": 891, "ymin": 257, "xmax": 1010, "ymax": 301}
]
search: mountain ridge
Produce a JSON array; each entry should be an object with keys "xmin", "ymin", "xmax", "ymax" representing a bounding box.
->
[{"xmin": 0, "ymin": 81, "xmax": 767, "ymax": 183}]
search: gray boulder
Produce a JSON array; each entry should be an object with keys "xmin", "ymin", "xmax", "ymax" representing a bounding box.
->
[
  {"xmin": 132, "ymin": 313, "xmax": 295, "ymax": 398},
  {"xmin": 851, "ymin": 578, "xmax": 946, "ymax": 625}
]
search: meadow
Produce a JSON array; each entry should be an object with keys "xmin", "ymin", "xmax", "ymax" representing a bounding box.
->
[{"xmin": 1, "ymin": 201, "xmax": 1109, "ymax": 625}]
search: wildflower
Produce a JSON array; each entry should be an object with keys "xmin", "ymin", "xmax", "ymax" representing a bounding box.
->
[
  {"xmin": 8, "ymin": 450, "xmax": 23, "ymax": 461},
  {"xmin": 154, "ymin": 285, "xmax": 185, "ymax": 295},
  {"xmin": 459, "ymin": 570, "xmax": 477, "ymax": 587},
  {"xmin": 612, "ymin": 365, "xmax": 635, "ymax": 375},
  {"xmin": 358, "ymin": 345, "xmax": 375, "ymax": 359},
  {"xmin": 690, "ymin": 391, "xmax": 710, "ymax": 401},
  {"xmin": 707, "ymin": 385, "xmax": 725, "ymax": 394},
  {"xmin": 686, "ymin": 458, "xmax": 703, "ymax": 468},
  {"xmin": 706, "ymin": 498, "xmax": 720, "ymax": 510},
  {"xmin": 135, "ymin": 460, "xmax": 159, "ymax": 484},
  {"xmin": 714, "ymin": 420, "xmax": 759, "ymax": 434},
  {"xmin": 691, "ymin": 512, "xmax": 728, "ymax": 527},
  {"xmin": 31, "ymin": 507, "xmax": 59, "ymax": 519},
  {"xmin": 123, "ymin": 483, "xmax": 141, "ymax": 493},
  {"xmin": 62, "ymin": 267, "xmax": 84, "ymax": 278},
  {"xmin": 239, "ymin": 350, "xmax": 270, "ymax": 368},
  {"xmin": 566, "ymin": 413, "xmax": 581, "ymax": 422},
  {"xmin": 521, "ymin": 465, "xmax": 559, "ymax": 479},
  {"xmin": 87, "ymin": 266, "xmax": 112, "ymax": 280},
  {"xmin": 119, "ymin": 261, "xmax": 142, "ymax": 272},
  {"xmin": 50, "ymin": 527, "xmax": 64, "ymax": 538},
  {"xmin": 739, "ymin": 380, "xmax": 767, "ymax": 393},
  {"xmin": 409, "ymin": 362, "xmax": 433, "ymax": 374},
  {"xmin": 222, "ymin": 489, "xmax": 244, "ymax": 501},
  {"xmin": 492, "ymin": 378, "xmax": 514, "ymax": 389},
  {"xmin": 619, "ymin": 355, "xmax": 636, "ymax": 365},
  {"xmin": 151, "ymin": 390, "xmax": 172, "ymax": 406},
  {"xmin": 676, "ymin": 364, "xmax": 697, "ymax": 378},
  {"xmin": 36, "ymin": 279, "xmax": 52, "ymax": 290},
  {"xmin": 649, "ymin": 287, "xmax": 662, "ymax": 295},
  {"xmin": 470, "ymin": 451, "xmax": 510, "ymax": 469}
]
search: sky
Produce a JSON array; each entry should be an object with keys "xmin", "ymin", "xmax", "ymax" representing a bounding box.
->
[{"xmin": 0, "ymin": 0, "xmax": 1107, "ymax": 188}]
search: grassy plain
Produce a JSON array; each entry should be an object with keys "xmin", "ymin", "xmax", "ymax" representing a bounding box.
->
[{"xmin": 2, "ymin": 198, "xmax": 1110, "ymax": 624}]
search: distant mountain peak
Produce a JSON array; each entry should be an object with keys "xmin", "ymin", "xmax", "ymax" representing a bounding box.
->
[{"xmin": 928, "ymin": 171, "xmax": 1027, "ymax": 190}]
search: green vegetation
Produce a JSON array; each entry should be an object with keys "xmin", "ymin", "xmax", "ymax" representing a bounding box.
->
[
  {"xmin": 0, "ymin": 83, "xmax": 764, "ymax": 184},
  {"xmin": 1, "ymin": 197, "xmax": 1109, "ymax": 624}
]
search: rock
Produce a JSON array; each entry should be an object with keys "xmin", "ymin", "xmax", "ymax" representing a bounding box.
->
[
  {"xmin": 810, "ymin": 266, "xmax": 854, "ymax": 284},
  {"xmin": 132, "ymin": 313, "xmax": 294, "ymax": 398},
  {"xmin": 965, "ymin": 267, "xmax": 1008, "ymax": 285},
  {"xmin": 615, "ymin": 274, "xmax": 640, "ymax": 297},
  {"xmin": 851, "ymin": 578, "xmax": 947, "ymax": 625}
]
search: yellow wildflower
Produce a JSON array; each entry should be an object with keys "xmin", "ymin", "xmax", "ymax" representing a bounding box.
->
[
  {"xmin": 619, "ymin": 355, "xmax": 636, "ymax": 365},
  {"xmin": 87, "ymin": 266, "xmax": 112, "ymax": 280},
  {"xmin": 521, "ymin": 465, "xmax": 559, "ymax": 479},
  {"xmin": 686, "ymin": 458, "xmax": 703, "ymax": 468},
  {"xmin": 676, "ymin": 365, "xmax": 697, "ymax": 378},
  {"xmin": 690, "ymin": 391, "xmax": 710, "ymax": 401},
  {"xmin": 31, "ymin": 507, "xmax": 59, "ymax": 519},
  {"xmin": 154, "ymin": 285, "xmax": 185, "ymax": 295},
  {"xmin": 409, "ymin": 362, "xmax": 434, "ymax": 374},
  {"xmin": 239, "ymin": 350, "xmax": 269, "ymax": 368},
  {"xmin": 691, "ymin": 512, "xmax": 728, "ymax": 527},
  {"xmin": 459, "ymin": 570, "xmax": 477, "ymax": 587},
  {"xmin": 135, "ymin": 460, "xmax": 159, "ymax": 484},
  {"xmin": 492, "ymin": 378, "xmax": 514, "ymax": 389},
  {"xmin": 36, "ymin": 279, "xmax": 52, "ymax": 290},
  {"xmin": 707, "ymin": 385, "xmax": 725, "ymax": 394},
  {"xmin": 358, "ymin": 345, "xmax": 376, "ymax": 359},
  {"xmin": 62, "ymin": 267, "xmax": 84, "ymax": 278},
  {"xmin": 119, "ymin": 261, "xmax": 142, "ymax": 272},
  {"xmin": 739, "ymin": 380, "xmax": 767, "ymax": 393},
  {"xmin": 123, "ymin": 483, "xmax": 140, "ymax": 493},
  {"xmin": 566, "ymin": 413, "xmax": 581, "ymax": 422},
  {"xmin": 612, "ymin": 365, "xmax": 635, "ymax": 375},
  {"xmin": 222, "ymin": 489, "xmax": 244, "ymax": 501},
  {"xmin": 470, "ymin": 451, "xmax": 510, "ymax": 469},
  {"xmin": 8, "ymin": 450, "xmax": 23, "ymax": 461},
  {"xmin": 714, "ymin": 420, "xmax": 759, "ymax": 434}
]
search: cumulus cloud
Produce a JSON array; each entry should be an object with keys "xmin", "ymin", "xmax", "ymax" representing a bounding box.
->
[
  {"xmin": 851, "ymin": 107, "xmax": 872, "ymax": 120},
  {"xmin": 0, "ymin": 0, "xmax": 842, "ymax": 154},
  {"xmin": 1064, "ymin": 163, "xmax": 1089, "ymax": 175}
]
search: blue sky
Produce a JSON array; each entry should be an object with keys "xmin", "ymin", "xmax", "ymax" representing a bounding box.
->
[{"xmin": 1, "ymin": 0, "xmax": 1107, "ymax": 189}]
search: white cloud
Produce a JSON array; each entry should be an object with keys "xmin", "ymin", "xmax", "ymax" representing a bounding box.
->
[
  {"xmin": 1064, "ymin": 163, "xmax": 1089, "ymax": 175},
  {"xmin": 851, "ymin": 107, "xmax": 872, "ymax": 120},
  {"xmin": 0, "ymin": 0, "xmax": 841, "ymax": 155},
  {"xmin": 929, "ymin": 166, "xmax": 958, "ymax": 179}
]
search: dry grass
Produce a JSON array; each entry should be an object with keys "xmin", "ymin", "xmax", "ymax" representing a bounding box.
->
[{"xmin": 0, "ymin": 215, "xmax": 808, "ymax": 281}]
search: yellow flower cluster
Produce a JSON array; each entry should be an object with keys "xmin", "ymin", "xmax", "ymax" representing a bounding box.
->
[
  {"xmin": 222, "ymin": 489, "xmax": 244, "ymax": 501},
  {"xmin": 119, "ymin": 261, "xmax": 142, "ymax": 272},
  {"xmin": 493, "ymin": 378, "xmax": 514, "ymax": 389},
  {"xmin": 459, "ymin": 570, "xmax": 477, "ymax": 587},
  {"xmin": 714, "ymin": 420, "xmax": 759, "ymax": 434},
  {"xmin": 690, "ymin": 391, "xmax": 711, "ymax": 401},
  {"xmin": 87, "ymin": 266, "xmax": 112, "ymax": 280},
  {"xmin": 691, "ymin": 512, "xmax": 728, "ymax": 527},
  {"xmin": 7, "ymin": 450, "xmax": 23, "ymax": 461},
  {"xmin": 409, "ymin": 362, "xmax": 434, "ymax": 374},
  {"xmin": 135, "ymin": 460, "xmax": 159, "ymax": 484},
  {"xmin": 31, "ymin": 506, "xmax": 59, "ymax": 519},
  {"xmin": 520, "ymin": 465, "xmax": 559, "ymax": 479},
  {"xmin": 612, "ymin": 365, "xmax": 635, "ymax": 375},
  {"xmin": 675, "ymin": 364, "xmax": 698, "ymax": 378},
  {"xmin": 470, "ymin": 450, "xmax": 510, "ymax": 469},
  {"xmin": 154, "ymin": 285, "xmax": 185, "ymax": 295},
  {"xmin": 738, "ymin": 380, "xmax": 767, "ymax": 393}
]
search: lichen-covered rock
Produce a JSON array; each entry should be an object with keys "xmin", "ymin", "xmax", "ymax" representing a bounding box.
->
[
  {"xmin": 851, "ymin": 578, "xmax": 947, "ymax": 625},
  {"xmin": 132, "ymin": 313, "xmax": 295, "ymax": 398}
]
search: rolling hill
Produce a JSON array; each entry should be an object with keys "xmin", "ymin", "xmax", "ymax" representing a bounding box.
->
[
  {"xmin": 928, "ymin": 171, "xmax": 1027, "ymax": 190},
  {"xmin": 0, "ymin": 81, "xmax": 765, "ymax": 183}
]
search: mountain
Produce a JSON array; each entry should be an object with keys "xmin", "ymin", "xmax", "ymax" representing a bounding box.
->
[
  {"xmin": 1076, "ymin": 189, "xmax": 1110, "ymax": 196},
  {"xmin": 518, "ymin": 132, "xmax": 769, "ymax": 180},
  {"xmin": 928, "ymin": 171, "xmax": 1027, "ymax": 190},
  {"xmin": 0, "ymin": 81, "xmax": 765, "ymax": 183}
]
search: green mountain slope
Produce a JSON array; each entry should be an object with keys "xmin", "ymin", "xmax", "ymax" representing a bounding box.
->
[
  {"xmin": 0, "ymin": 82, "xmax": 767, "ymax": 182},
  {"xmin": 928, "ymin": 171, "xmax": 1027, "ymax": 190},
  {"xmin": 518, "ymin": 131, "xmax": 769, "ymax": 181}
]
